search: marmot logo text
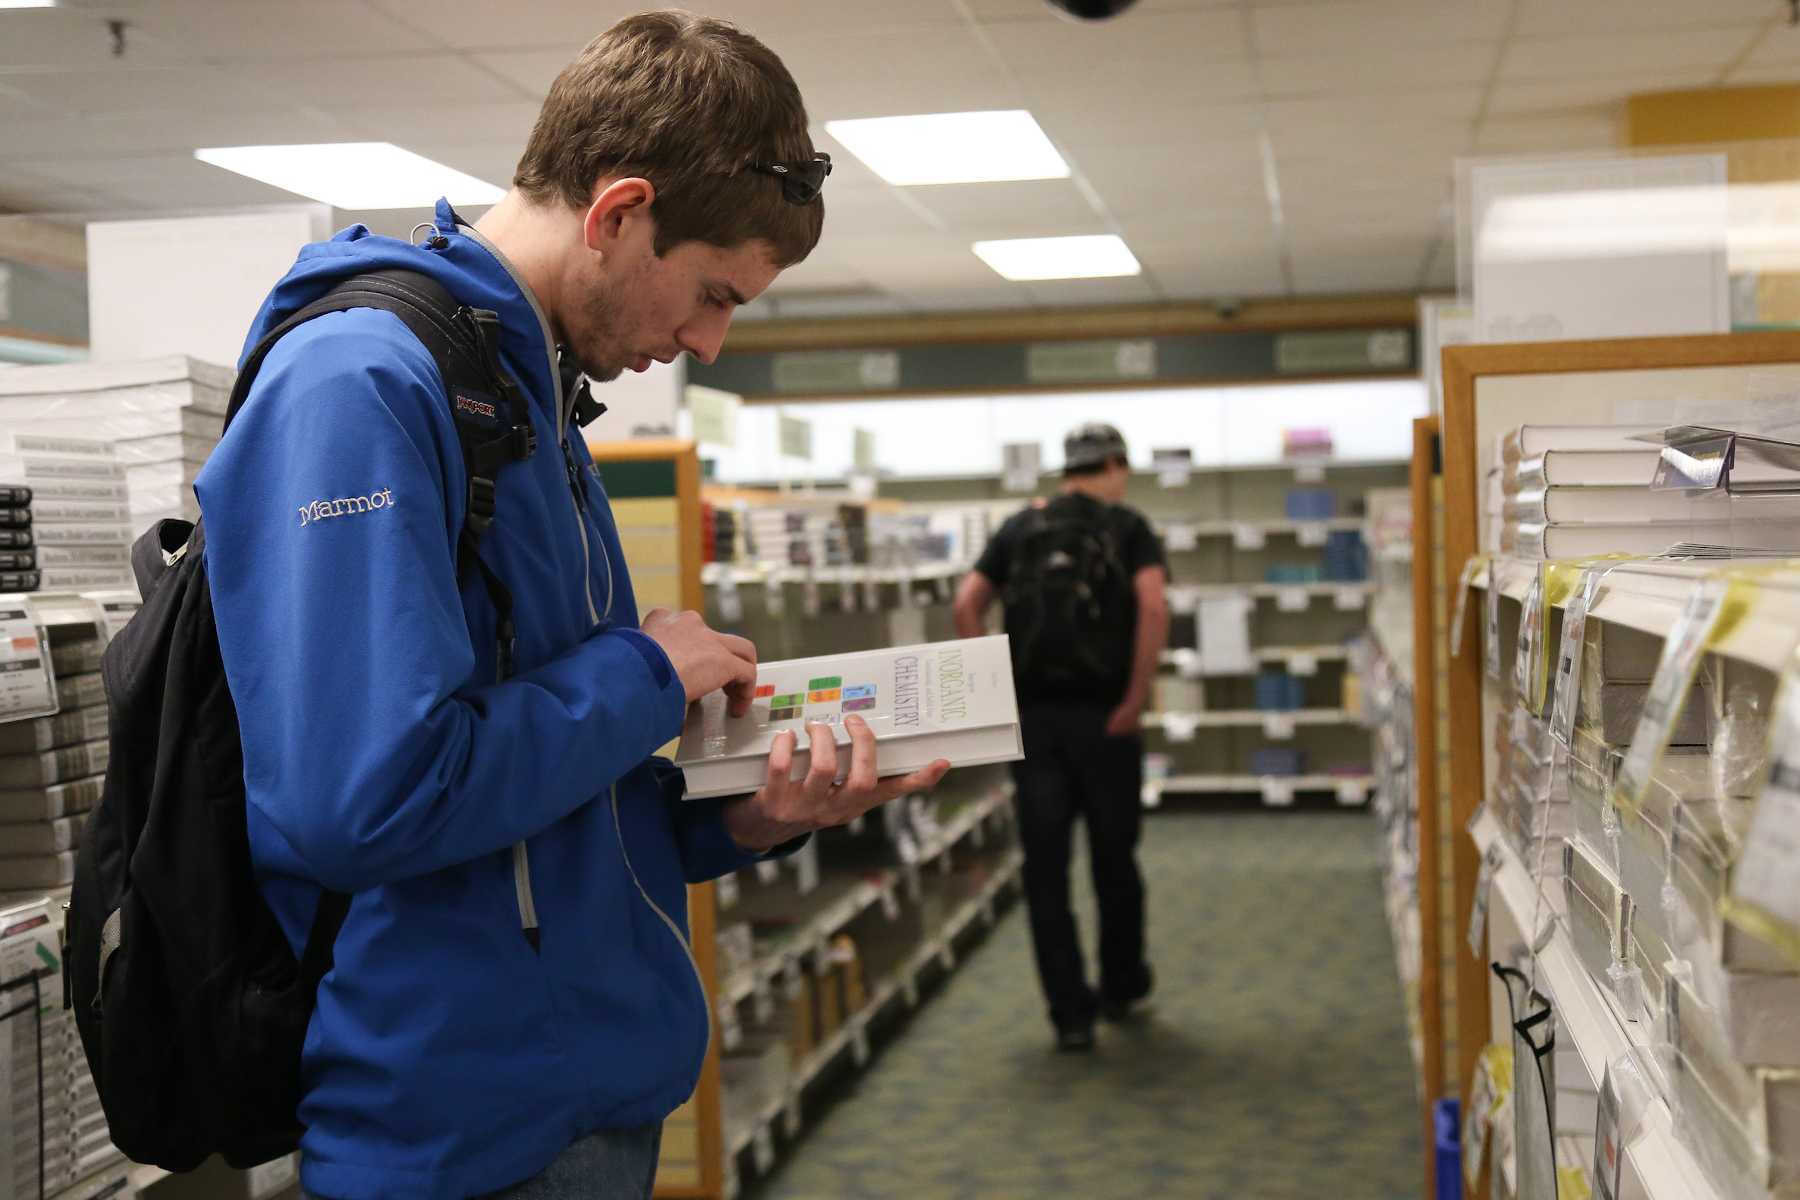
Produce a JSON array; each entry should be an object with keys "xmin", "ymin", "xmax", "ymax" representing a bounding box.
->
[{"xmin": 299, "ymin": 489, "xmax": 395, "ymax": 526}]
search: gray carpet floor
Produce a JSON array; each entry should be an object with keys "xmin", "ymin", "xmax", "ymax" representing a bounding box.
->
[{"xmin": 749, "ymin": 808, "xmax": 1421, "ymax": 1200}]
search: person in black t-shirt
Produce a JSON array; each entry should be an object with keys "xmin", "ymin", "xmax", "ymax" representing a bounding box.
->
[{"xmin": 953, "ymin": 422, "xmax": 1170, "ymax": 1051}]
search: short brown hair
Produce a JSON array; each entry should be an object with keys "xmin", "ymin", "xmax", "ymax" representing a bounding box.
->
[{"xmin": 514, "ymin": 10, "xmax": 823, "ymax": 266}]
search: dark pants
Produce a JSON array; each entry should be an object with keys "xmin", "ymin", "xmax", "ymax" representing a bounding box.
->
[{"xmin": 1012, "ymin": 703, "xmax": 1150, "ymax": 1031}]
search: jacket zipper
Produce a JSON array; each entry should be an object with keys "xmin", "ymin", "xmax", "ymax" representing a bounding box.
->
[{"xmin": 610, "ymin": 785, "xmax": 710, "ymax": 1042}]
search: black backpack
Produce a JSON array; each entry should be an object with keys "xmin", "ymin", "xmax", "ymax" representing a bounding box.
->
[
  {"xmin": 1001, "ymin": 499, "xmax": 1134, "ymax": 693},
  {"xmin": 66, "ymin": 269, "xmax": 536, "ymax": 1171}
]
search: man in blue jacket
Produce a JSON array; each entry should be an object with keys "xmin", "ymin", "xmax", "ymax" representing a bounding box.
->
[{"xmin": 196, "ymin": 13, "xmax": 946, "ymax": 1200}]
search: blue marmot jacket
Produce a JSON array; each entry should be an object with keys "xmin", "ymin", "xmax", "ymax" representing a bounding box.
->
[{"xmin": 196, "ymin": 198, "xmax": 760, "ymax": 1200}]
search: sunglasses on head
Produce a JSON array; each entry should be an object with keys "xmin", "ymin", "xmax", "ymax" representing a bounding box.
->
[{"xmin": 748, "ymin": 153, "xmax": 832, "ymax": 205}]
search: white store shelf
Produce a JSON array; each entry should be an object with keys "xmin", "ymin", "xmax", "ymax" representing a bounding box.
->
[
  {"xmin": 1144, "ymin": 707, "xmax": 1354, "ymax": 730},
  {"xmin": 702, "ymin": 561, "xmax": 971, "ymax": 588},
  {"xmin": 1159, "ymin": 644, "xmax": 1349, "ymax": 672},
  {"xmin": 1155, "ymin": 515, "xmax": 1363, "ymax": 541},
  {"xmin": 1150, "ymin": 772, "xmax": 1371, "ymax": 806},
  {"xmin": 1471, "ymin": 812, "xmax": 1725, "ymax": 1200}
]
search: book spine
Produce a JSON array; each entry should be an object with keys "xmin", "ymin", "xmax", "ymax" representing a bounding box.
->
[
  {"xmin": 0, "ymin": 486, "xmax": 32, "ymax": 506},
  {"xmin": 0, "ymin": 457, "xmax": 126, "ymax": 482},
  {"xmin": 0, "ymin": 550, "xmax": 33, "ymax": 571},
  {"xmin": 29, "ymin": 501, "xmax": 133, "ymax": 524},
  {"xmin": 0, "ymin": 571, "xmax": 40, "ymax": 592},
  {"xmin": 38, "ymin": 567, "xmax": 130, "ymax": 591},
  {"xmin": 0, "ymin": 509, "xmax": 29, "ymax": 530},
  {"xmin": 31, "ymin": 524, "xmax": 133, "ymax": 546},
  {"xmin": 19, "ymin": 478, "xmax": 129, "ymax": 503},
  {"xmin": 59, "ymin": 673, "xmax": 103, "ymax": 709},
  {"xmin": 0, "ymin": 530, "xmax": 33, "ymax": 549},
  {"xmin": 36, "ymin": 544, "xmax": 128, "ymax": 568},
  {"xmin": 0, "ymin": 435, "xmax": 114, "ymax": 459}
]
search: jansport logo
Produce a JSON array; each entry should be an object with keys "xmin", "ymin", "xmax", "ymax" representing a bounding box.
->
[
  {"xmin": 455, "ymin": 392, "xmax": 498, "ymax": 419},
  {"xmin": 298, "ymin": 489, "xmax": 395, "ymax": 527}
]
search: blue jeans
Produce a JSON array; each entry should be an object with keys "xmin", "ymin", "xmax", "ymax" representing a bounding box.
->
[{"xmin": 303, "ymin": 1124, "xmax": 663, "ymax": 1200}]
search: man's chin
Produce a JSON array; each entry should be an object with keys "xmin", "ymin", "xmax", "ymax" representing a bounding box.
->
[{"xmin": 585, "ymin": 362, "xmax": 624, "ymax": 384}]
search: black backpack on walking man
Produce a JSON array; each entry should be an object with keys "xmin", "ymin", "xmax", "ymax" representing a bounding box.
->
[
  {"xmin": 1001, "ymin": 499, "xmax": 1134, "ymax": 694},
  {"xmin": 66, "ymin": 270, "xmax": 535, "ymax": 1171}
]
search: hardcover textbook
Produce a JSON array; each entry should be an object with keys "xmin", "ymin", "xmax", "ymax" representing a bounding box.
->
[{"xmin": 675, "ymin": 635, "xmax": 1022, "ymax": 800}]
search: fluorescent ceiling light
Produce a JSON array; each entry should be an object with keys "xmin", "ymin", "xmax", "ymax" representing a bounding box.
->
[
  {"xmin": 973, "ymin": 235, "xmax": 1141, "ymax": 281},
  {"xmin": 824, "ymin": 110, "xmax": 1068, "ymax": 186},
  {"xmin": 193, "ymin": 143, "xmax": 504, "ymax": 210},
  {"xmin": 0, "ymin": 1, "xmax": 58, "ymax": 8}
]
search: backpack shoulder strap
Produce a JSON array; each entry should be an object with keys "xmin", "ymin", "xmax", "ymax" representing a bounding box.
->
[{"xmin": 224, "ymin": 268, "xmax": 536, "ymax": 679}]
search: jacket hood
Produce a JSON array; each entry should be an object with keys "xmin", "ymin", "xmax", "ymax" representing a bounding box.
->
[{"xmin": 241, "ymin": 198, "xmax": 563, "ymax": 428}]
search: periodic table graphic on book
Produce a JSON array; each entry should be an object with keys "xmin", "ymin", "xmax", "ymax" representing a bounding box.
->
[{"xmin": 676, "ymin": 635, "xmax": 1023, "ymax": 799}]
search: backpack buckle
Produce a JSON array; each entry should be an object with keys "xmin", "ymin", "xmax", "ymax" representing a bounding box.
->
[
  {"xmin": 508, "ymin": 423, "xmax": 536, "ymax": 461},
  {"xmin": 467, "ymin": 475, "xmax": 497, "ymax": 532}
]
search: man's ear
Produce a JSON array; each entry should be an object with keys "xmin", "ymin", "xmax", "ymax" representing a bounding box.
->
[{"xmin": 582, "ymin": 177, "xmax": 657, "ymax": 253}]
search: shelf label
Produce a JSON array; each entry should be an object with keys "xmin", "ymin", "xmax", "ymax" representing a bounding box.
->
[
  {"xmin": 1153, "ymin": 447, "xmax": 1192, "ymax": 488},
  {"xmin": 1594, "ymin": 1066, "xmax": 1623, "ymax": 1200},
  {"xmin": 0, "ymin": 602, "xmax": 54, "ymax": 721},
  {"xmin": 1513, "ymin": 572, "xmax": 1545, "ymax": 715},
  {"xmin": 1297, "ymin": 522, "xmax": 1328, "ymax": 549},
  {"xmin": 1483, "ymin": 569, "xmax": 1504, "ymax": 682},
  {"xmin": 717, "ymin": 571, "xmax": 745, "ymax": 623},
  {"xmin": 1468, "ymin": 843, "xmax": 1504, "ymax": 959},
  {"xmin": 1551, "ymin": 567, "xmax": 1609, "ymax": 748},
  {"xmin": 1002, "ymin": 441, "xmax": 1041, "ymax": 493},
  {"xmin": 1232, "ymin": 524, "xmax": 1267, "ymax": 552},
  {"xmin": 1165, "ymin": 523, "xmax": 1198, "ymax": 553},
  {"xmin": 1162, "ymin": 713, "xmax": 1198, "ymax": 743},
  {"xmin": 1275, "ymin": 587, "xmax": 1309, "ymax": 613},
  {"xmin": 1615, "ymin": 579, "xmax": 1739, "ymax": 815},
  {"xmin": 1336, "ymin": 780, "xmax": 1367, "ymax": 806},
  {"xmin": 716, "ymin": 872, "xmax": 740, "ymax": 910},
  {"xmin": 1261, "ymin": 778, "xmax": 1295, "ymax": 806},
  {"xmin": 1332, "ymin": 586, "xmax": 1364, "ymax": 611},
  {"xmin": 1289, "ymin": 651, "xmax": 1318, "ymax": 677},
  {"xmin": 88, "ymin": 592, "xmax": 140, "ymax": 645},
  {"xmin": 1263, "ymin": 713, "xmax": 1296, "ymax": 740}
]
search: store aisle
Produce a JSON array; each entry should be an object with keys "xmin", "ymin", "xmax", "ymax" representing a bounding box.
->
[{"xmin": 750, "ymin": 808, "xmax": 1420, "ymax": 1200}]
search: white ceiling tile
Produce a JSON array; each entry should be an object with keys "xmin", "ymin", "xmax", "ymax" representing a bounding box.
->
[
  {"xmin": 1500, "ymin": 28, "xmax": 1760, "ymax": 81},
  {"xmin": 1035, "ymin": 99, "xmax": 1265, "ymax": 155},
  {"xmin": 330, "ymin": 102, "xmax": 542, "ymax": 148},
  {"xmin": 764, "ymin": 252, "xmax": 872, "ymax": 293},
  {"xmin": 903, "ymin": 179, "xmax": 1105, "ymax": 237},
  {"xmin": 815, "ymin": 185, "xmax": 942, "ymax": 236},
  {"xmin": 1290, "ymin": 250, "xmax": 1426, "ymax": 294},
  {"xmin": 1486, "ymin": 73, "xmax": 1715, "ymax": 117},
  {"xmin": 1726, "ymin": 64, "xmax": 1800, "ymax": 86},
  {"xmin": 780, "ymin": 28, "xmax": 1022, "ymax": 121},
  {"xmin": 1252, "ymin": 0, "xmax": 1507, "ymax": 53},
  {"xmin": 1513, "ymin": 0, "xmax": 1776, "ymax": 36},
  {"xmin": 1153, "ymin": 251, "xmax": 1288, "ymax": 300},
  {"xmin": 0, "ymin": 65, "xmax": 277, "ymax": 116},
  {"xmin": 1258, "ymin": 43, "xmax": 1497, "ymax": 97},
  {"xmin": 967, "ymin": 0, "xmax": 1237, "ymax": 17},
  {"xmin": 78, "ymin": 0, "xmax": 442, "ymax": 62},
  {"xmin": 988, "ymin": 7, "xmax": 1249, "ymax": 72},
  {"xmin": 0, "ymin": 105, "xmax": 351, "ymax": 158},
  {"xmin": 243, "ymin": 55, "xmax": 527, "ymax": 109},
  {"xmin": 1737, "ymin": 26, "xmax": 1800, "ymax": 68},
  {"xmin": 1473, "ymin": 112, "xmax": 1623, "ymax": 155},
  {"xmin": 1026, "ymin": 274, "xmax": 1161, "ymax": 306},
  {"xmin": 465, "ymin": 50, "xmax": 569, "ymax": 99},
  {"xmin": 1263, "ymin": 90, "xmax": 1485, "ymax": 133}
]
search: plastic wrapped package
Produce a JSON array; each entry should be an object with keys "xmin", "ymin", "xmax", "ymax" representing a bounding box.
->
[
  {"xmin": 1563, "ymin": 839, "xmax": 1625, "ymax": 994},
  {"xmin": 0, "ymin": 358, "xmax": 232, "ymax": 422},
  {"xmin": 1579, "ymin": 616, "xmax": 1712, "ymax": 747},
  {"xmin": 105, "ymin": 431, "xmax": 217, "ymax": 465},
  {"xmin": 1503, "ymin": 781, "xmax": 1572, "ymax": 879}
]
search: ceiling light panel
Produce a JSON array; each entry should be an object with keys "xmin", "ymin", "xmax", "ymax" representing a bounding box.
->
[
  {"xmin": 0, "ymin": 1, "xmax": 57, "ymax": 8},
  {"xmin": 824, "ymin": 110, "xmax": 1069, "ymax": 186},
  {"xmin": 193, "ymin": 143, "xmax": 504, "ymax": 210},
  {"xmin": 972, "ymin": 235, "xmax": 1141, "ymax": 281}
]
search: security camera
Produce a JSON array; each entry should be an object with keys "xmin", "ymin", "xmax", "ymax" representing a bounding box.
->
[{"xmin": 1042, "ymin": 0, "xmax": 1140, "ymax": 20}]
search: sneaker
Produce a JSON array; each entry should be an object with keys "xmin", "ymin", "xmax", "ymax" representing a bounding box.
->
[
  {"xmin": 1055, "ymin": 1024, "xmax": 1096, "ymax": 1053},
  {"xmin": 1100, "ymin": 965, "xmax": 1154, "ymax": 1024}
]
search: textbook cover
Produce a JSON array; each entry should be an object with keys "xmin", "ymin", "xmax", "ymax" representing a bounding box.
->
[{"xmin": 675, "ymin": 635, "xmax": 1022, "ymax": 800}]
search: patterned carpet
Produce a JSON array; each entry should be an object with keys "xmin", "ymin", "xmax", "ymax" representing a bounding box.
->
[{"xmin": 749, "ymin": 808, "xmax": 1421, "ymax": 1200}]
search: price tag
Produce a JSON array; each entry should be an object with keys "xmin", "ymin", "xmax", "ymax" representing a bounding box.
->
[
  {"xmin": 717, "ymin": 572, "xmax": 745, "ymax": 623},
  {"xmin": 1170, "ymin": 648, "xmax": 1202, "ymax": 679},
  {"xmin": 1484, "ymin": 569, "xmax": 1504, "ymax": 682},
  {"xmin": 1551, "ymin": 568, "xmax": 1607, "ymax": 748},
  {"xmin": 1333, "ymin": 586, "xmax": 1364, "ymax": 612},
  {"xmin": 1615, "ymin": 580, "xmax": 1732, "ymax": 814},
  {"xmin": 764, "ymin": 571, "xmax": 786, "ymax": 618},
  {"xmin": 1297, "ymin": 522, "xmax": 1328, "ymax": 549},
  {"xmin": 1261, "ymin": 779, "xmax": 1295, "ymax": 807},
  {"xmin": 87, "ymin": 592, "xmax": 139, "ymax": 645},
  {"xmin": 1165, "ymin": 523, "xmax": 1198, "ymax": 553},
  {"xmin": 1294, "ymin": 463, "xmax": 1326, "ymax": 484},
  {"xmin": 795, "ymin": 840, "xmax": 820, "ymax": 895},
  {"xmin": 783, "ymin": 1095, "xmax": 803, "ymax": 1138},
  {"xmin": 1231, "ymin": 524, "xmax": 1267, "ymax": 552},
  {"xmin": 756, "ymin": 859, "xmax": 781, "ymax": 884},
  {"xmin": 1263, "ymin": 713, "xmax": 1296, "ymax": 740},
  {"xmin": 1288, "ymin": 651, "xmax": 1318, "ymax": 677},
  {"xmin": 717, "ymin": 872, "xmax": 740, "ymax": 910},
  {"xmin": 720, "ymin": 1006, "xmax": 744, "ymax": 1051},
  {"xmin": 1162, "ymin": 713, "xmax": 1197, "ymax": 743},
  {"xmin": 752, "ymin": 1126, "xmax": 775, "ymax": 1174},
  {"xmin": 1725, "ymin": 667, "xmax": 1800, "ymax": 943},
  {"xmin": 1463, "ymin": 1048, "xmax": 1498, "ymax": 1190},
  {"xmin": 1336, "ymin": 780, "xmax": 1367, "ymax": 806},
  {"xmin": 1468, "ymin": 843, "xmax": 1504, "ymax": 958},
  {"xmin": 1450, "ymin": 554, "xmax": 1486, "ymax": 653},
  {"xmin": 850, "ymin": 1022, "xmax": 871, "ymax": 1066},
  {"xmin": 0, "ymin": 601, "xmax": 55, "ymax": 721},
  {"xmin": 1514, "ymin": 572, "xmax": 1545, "ymax": 714},
  {"xmin": 1594, "ymin": 1066, "xmax": 1624, "ymax": 1200},
  {"xmin": 1275, "ymin": 587, "xmax": 1309, "ymax": 613},
  {"xmin": 801, "ymin": 572, "xmax": 821, "ymax": 618},
  {"xmin": 1168, "ymin": 586, "xmax": 1200, "ymax": 615}
]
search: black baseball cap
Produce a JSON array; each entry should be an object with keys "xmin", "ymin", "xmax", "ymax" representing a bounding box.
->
[{"xmin": 1064, "ymin": 422, "xmax": 1128, "ymax": 469}]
